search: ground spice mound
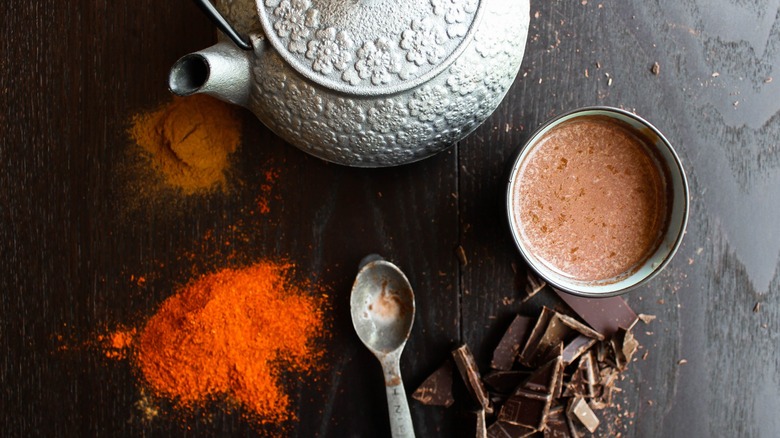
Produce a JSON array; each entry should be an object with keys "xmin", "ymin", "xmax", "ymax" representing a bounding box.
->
[
  {"xmin": 135, "ymin": 261, "xmax": 326, "ymax": 424},
  {"xmin": 129, "ymin": 95, "xmax": 241, "ymax": 194}
]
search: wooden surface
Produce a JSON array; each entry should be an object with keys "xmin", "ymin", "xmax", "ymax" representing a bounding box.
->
[{"xmin": 2, "ymin": 0, "xmax": 779, "ymax": 436}]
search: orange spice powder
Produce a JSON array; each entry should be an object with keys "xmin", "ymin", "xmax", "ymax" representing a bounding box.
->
[
  {"xmin": 134, "ymin": 261, "xmax": 327, "ymax": 424},
  {"xmin": 129, "ymin": 95, "xmax": 242, "ymax": 194}
]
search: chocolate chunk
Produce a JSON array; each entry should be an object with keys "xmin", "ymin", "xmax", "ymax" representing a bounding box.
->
[
  {"xmin": 518, "ymin": 307, "xmax": 555, "ymax": 367},
  {"xmin": 561, "ymin": 335, "xmax": 597, "ymax": 365},
  {"xmin": 498, "ymin": 388, "xmax": 552, "ymax": 430},
  {"xmin": 554, "ymin": 313, "xmax": 604, "ymax": 340},
  {"xmin": 544, "ymin": 405, "xmax": 573, "ymax": 438},
  {"xmin": 452, "ymin": 344, "xmax": 492, "ymax": 412},
  {"xmin": 553, "ymin": 289, "xmax": 638, "ymax": 337},
  {"xmin": 412, "ymin": 360, "xmax": 454, "ymax": 407},
  {"xmin": 491, "ymin": 315, "xmax": 533, "ymax": 370},
  {"xmin": 567, "ymin": 397, "xmax": 600, "ymax": 433},
  {"xmin": 524, "ymin": 356, "xmax": 563, "ymax": 394},
  {"xmin": 521, "ymin": 310, "xmax": 600, "ymax": 367},
  {"xmin": 487, "ymin": 421, "xmax": 536, "ymax": 438},
  {"xmin": 483, "ymin": 370, "xmax": 531, "ymax": 394},
  {"xmin": 612, "ymin": 326, "xmax": 639, "ymax": 370}
]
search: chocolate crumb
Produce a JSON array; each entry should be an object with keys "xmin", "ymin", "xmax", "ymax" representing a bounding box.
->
[
  {"xmin": 456, "ymin": 246, "xmax": 468, "ymax": 266},
  {"xmin": 638, "ymin": 314, "xmax": 656, "ymax": 324}
]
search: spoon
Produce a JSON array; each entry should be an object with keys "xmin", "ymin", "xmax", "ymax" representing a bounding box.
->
[{"xmin": 350, "ymin": 255, "xmax": 416, "ymax": 438}]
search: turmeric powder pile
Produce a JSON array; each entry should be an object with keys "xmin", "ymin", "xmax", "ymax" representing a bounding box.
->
[{"xmin": 129, "ymin": 95, "xmax": 242, "ymax": 194}]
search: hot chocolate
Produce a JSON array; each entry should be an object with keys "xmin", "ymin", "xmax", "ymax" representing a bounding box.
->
[{"xmin": 511, "ymin": 116, "xmax": 669, "ymax": 282}]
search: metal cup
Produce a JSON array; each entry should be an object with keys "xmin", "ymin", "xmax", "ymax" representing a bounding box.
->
[{"xmin": 506, "ymin": 107, "xmax": 689, "ymax": 297}]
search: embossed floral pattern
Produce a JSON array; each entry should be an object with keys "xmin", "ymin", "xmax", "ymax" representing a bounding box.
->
[
  {"xmin": 447, "ymin": 58, "xmax": 485, "ymax": 95},
  {"xmin": 401, "ymin": 19, "xmax": 447, "ymax": 66},
  {"xmin": 408, "ymin": 85, "xmax": 449, "ymax": 122},
  {"xmin": 349, "ymin": 132, "xmax": 391, "ymax": 154},
  {"xmin": 431, "ymin": 0, "xmax": 478, "ymax": 37},
  {"xmin": 300, "ymin": 120, "xmax": 337, "ymax": 150},
  {"xmin": 272, "ymin": 0, "xmax": 320, "ymax": 53},
  {"xmin": 256, "ymin": 65, "xmax": 288, "ymax": 94},
  {"xmin": 324, "ymin": 98, "xmax": 365, "ymax": 133},
  {"xmin": 396, "ymin": 121, "xmax": 434, "ymax": 147},
  {"xmin": 354, "ymin": 38, "xmax": 401, "ymax": 85},
  {"xmin": 445, "ymin": 94, "xmax": 479, "ymax": 124},
  {"xmin": 367, "ymin": 100, "xmax": 409, "ymax": 134},
  {"xmin": 306, "ymin": 27, "xmax": 353, "ymax": 74},
  {"xmin": 284, "ymin": 83, "xmax": 322, "ymax": 119}
]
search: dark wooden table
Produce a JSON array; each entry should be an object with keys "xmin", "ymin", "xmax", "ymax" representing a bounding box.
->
[{"xmin": 3, "ymin": 1, "xmax": 779, "ymax": 436}]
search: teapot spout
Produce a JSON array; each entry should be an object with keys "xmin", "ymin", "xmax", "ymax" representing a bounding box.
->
[{"xmin": 168, "ymin": 41, "xmax": 252, "ymax": 107}]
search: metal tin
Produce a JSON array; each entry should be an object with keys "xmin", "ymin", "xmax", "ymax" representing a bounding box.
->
[{"xmin": 506, "ymin": 107, "xmax": 689, "ymax": 297}]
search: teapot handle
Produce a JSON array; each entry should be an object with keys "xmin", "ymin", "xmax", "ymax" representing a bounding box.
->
[{"xmin": 192, "ymin": 0, "xmax": 253, "ymax": 51}]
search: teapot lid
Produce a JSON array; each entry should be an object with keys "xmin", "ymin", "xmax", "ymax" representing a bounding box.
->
[{"xmin": 258, "ymin": 0, "xmax": 484, "ymax": 96}]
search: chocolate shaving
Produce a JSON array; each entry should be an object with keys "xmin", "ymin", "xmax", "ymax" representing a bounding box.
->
[{"xmin": 412, "ymin": 360, "xmax": 455, "ymax": 407}]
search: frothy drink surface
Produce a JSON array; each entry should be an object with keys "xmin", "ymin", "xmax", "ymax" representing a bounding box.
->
[{"xmin": 513, "ymin": 117, "xmax": 668, "ymax": 281}]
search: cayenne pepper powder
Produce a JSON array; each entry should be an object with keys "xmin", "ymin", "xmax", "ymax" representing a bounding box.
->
[{"xmin": 135, "ymin": 261, "xmax": 327, "ymax": 424}]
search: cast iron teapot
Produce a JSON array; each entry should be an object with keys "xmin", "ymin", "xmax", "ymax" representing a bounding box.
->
[{"xmin": 170, "ymin": 0, "xmax": 530, "ymax": 167}]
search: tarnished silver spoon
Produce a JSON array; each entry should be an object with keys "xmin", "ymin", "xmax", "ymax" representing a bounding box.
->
[{"xmin": 350, "ymin": 255, "xmax": 416, "ymax": 438}]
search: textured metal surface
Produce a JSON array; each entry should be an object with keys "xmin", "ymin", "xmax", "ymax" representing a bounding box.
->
[
  {"xmin": 190, "ymin": 0, "xmax": 530, "ymax": 167},
  {"xmin": 257, "ymin": 0, "xmax": 484, "ymax": 96}
]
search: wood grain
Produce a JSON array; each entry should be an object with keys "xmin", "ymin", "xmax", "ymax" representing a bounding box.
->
[{"xmin": 2, "ymin": 0, "xmax": 779, "ymax": 437}]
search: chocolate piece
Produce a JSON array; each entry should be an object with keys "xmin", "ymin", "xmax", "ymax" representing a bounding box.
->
[
  {"xmin": 554, "ymin": 289, "xmax": 638, "ymax": 337},
  {"xmin": 498, "ymin": 388, "xmax": 552, "ymax": 430},
  {"xmin": 452, "ymin": 344, "xmax": 492, "ymax": 412},
  {"xmin": 554, "ymin": 313, "xmax": 604, "ymax": 340},
  {"xmin": 487, "ymin": 421, "xmax": 536, "ymax": 438},
  {"xmin": 561, "ymin": 335, "xmax": 597, "ymax": 365},
  {"xmin": 518, "ymin": 307, "xmax": 554, "ymax": 367},
  {"xmin": 577, "ymin": 352, "xmax": 597, "ymax": 398},
  {"xmin": 612, "ymin": 327, "xmax": 639, "ymax": 370},
  {"xmin": 567, "ymin": 397, "xmax": 600, "ymax": 433},
  {"xmin": 545, "ymin": 405, "xmax": 572, "ymax": 438},
  {"xmin": 412, "ymin": 360, "xmax": 455, "ymax": 407},
  {"xmin": 521, "ymin": 310, "xmax": 600, "ymax": 367},
  {"xmin": 491, "ymin": 315, "xmax": 533, "ymax": 370},
  {"xmin": 483, "ymin": 370, "xmax": 531, "ymax": 394},
  {"xmin": 524, "ymin": 273, "xmax": 547, "ymax": 302},
  {"xmin": 524, "ymin": 356, "xmax": 563, "ymax": 394},
  {"xmin": 459, "ymin": 410, "xmax": 487, "ymax": 438}
]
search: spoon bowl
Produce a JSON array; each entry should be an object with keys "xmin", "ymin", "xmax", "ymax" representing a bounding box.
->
[{"xmin": 350, "ymin": 255, "xmax": 416, "ymax": 438}]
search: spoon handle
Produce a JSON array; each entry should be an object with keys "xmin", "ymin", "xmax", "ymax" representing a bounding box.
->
[{"xmin": 385, "ymin": 382, "xmax": 415, "ymax": 438}]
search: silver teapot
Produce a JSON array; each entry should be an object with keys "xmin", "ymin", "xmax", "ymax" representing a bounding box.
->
[{"xmin": 169, "ymin": 0, "xmax": 530, "ymax": 167}]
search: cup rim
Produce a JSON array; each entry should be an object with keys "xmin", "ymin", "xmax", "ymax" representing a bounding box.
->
[{"xmin": 506, "ymin": 106, "xmax": 690, "ymax": 298}]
